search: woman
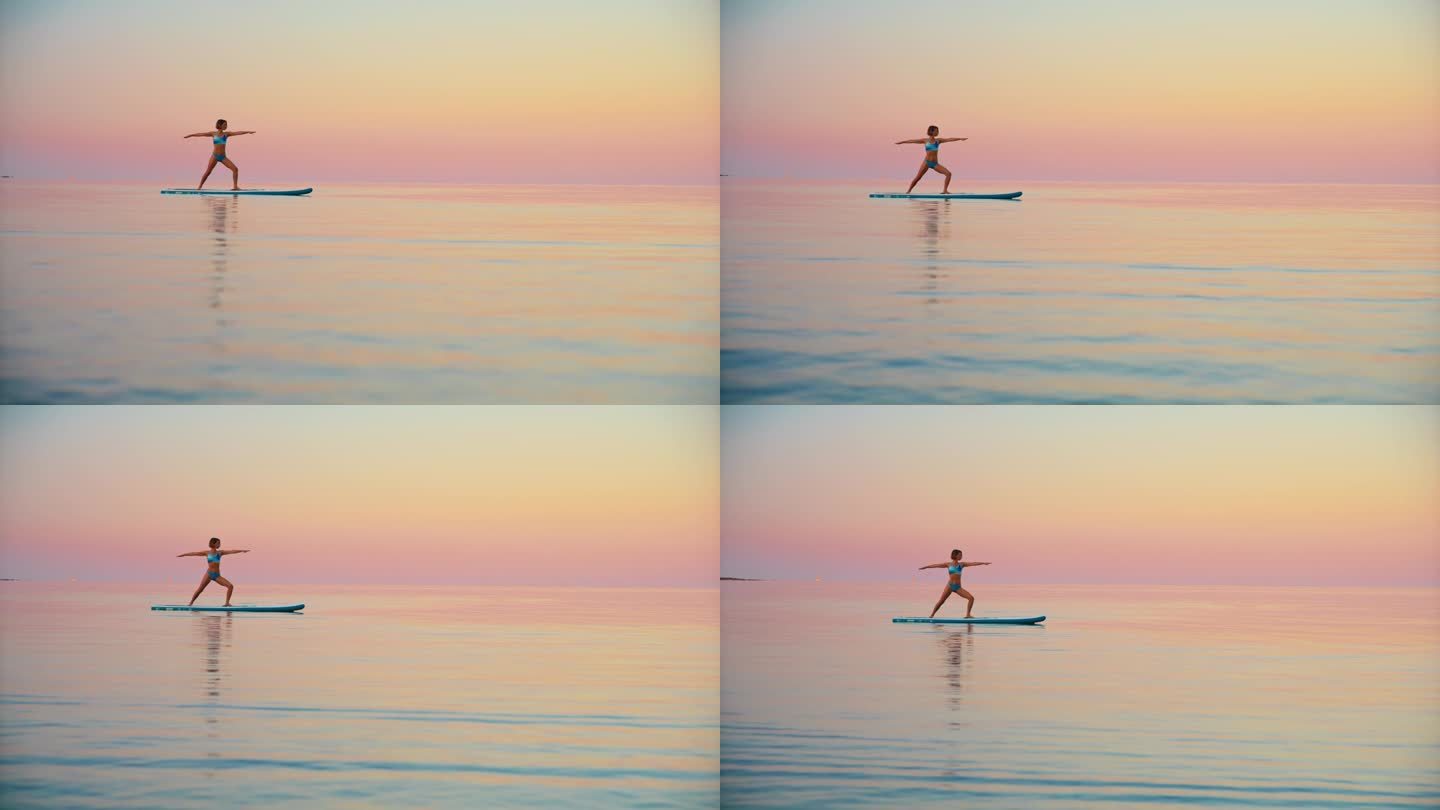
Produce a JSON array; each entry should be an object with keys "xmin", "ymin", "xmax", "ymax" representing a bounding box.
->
[
  {"xmin": 177, "ymin": 537, "xmax": 250, "ymax": 606},
  {"xmin": 183, "ymin": 119, "xmax": 256, "ymax": 190},
  {"xmin": 919, "ymin": 549, "xmax": 990, "ymax": 618},
  {"xmin": 894, "ymin": 125, "xmax": 967, "ymax": 194}
]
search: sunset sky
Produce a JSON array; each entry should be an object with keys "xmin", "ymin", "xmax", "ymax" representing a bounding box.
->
[
  {"xmin": 0, "ymin": 0, "xmax": 717, "ymax": 183},
  {"xmin": 0, "ymin": 406, "xmax": 718, "ymax": 585},
  {"xmin": 722, "ymin": 407, "xmax": 1438, "ymax": 586},
  {"xmin": 5, "ymin": 2, "xmax": 1432, "ymax": 185},
  {"xmin": 723, "ymin": 0, "xmax": 1439, "ymax": 182}
]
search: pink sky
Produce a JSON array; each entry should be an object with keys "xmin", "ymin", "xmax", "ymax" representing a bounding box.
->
[
  {"xmin": 7, "ymin": 2, "xmax": 1431, "ymax": 184},
  {"xmin": 722, "ymin": 407, "xmax": 1438, "ymax": 586},
  {"xmin": 0, "ymin": 406, "xmax": 718, "ymax": 586},
  {"xmin": 0, "ymin": 1, "xmax": 717, "ymax": 184},
  {"xmin": 723, "ymin": 0, "xmax": 1439, "ymax": 182}
]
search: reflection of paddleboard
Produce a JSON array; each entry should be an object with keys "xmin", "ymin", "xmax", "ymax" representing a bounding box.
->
[
  {"xmin": 893, "ymin": 615, "xmax": 1045, "ymax": 624},
  {"xmin": 161, "ymin": 188, "xmax": 313, "ymax": 196},
  {"xmin": 869, "ymin": 191, "xmax": 1022, "ymax": 200},
  {"xmin": 152, "ymin": 604, "xmax": 305, "ymax": 612}
]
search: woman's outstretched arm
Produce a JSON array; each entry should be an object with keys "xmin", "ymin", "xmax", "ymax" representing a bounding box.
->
[
  {"xmin": 940, "ymin": 137, "xmax": 969, "ymax": 143},
  {"xmin": 226, "ymin": 131, "xmax": 257, "ymax": 137},
  {"xmin": 917, "ymin": 562, "xmax": 952, "ymax": 570},
  {"xmin": 176, "ymin": 551, "xmax": 207, "ymax": 557},
  {"xmin": 220, "ymin": 549, "xmax": 251, "ymax": 556},
  {"xmin": 183, "ymin": 132, "xmax": 215, "ymax": 139},
  {"xmin": 962, "ymin": 561, "xmax": 992, "ymax": 567}
]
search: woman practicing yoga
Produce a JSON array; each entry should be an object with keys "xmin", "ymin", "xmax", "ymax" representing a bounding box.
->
[
  {"xmin": 177, "ymin": 537, "xmax": 250, "ymax": 606},
  {"xmin": 894, "ymin": 125, "xmax": 967, "ymax": 194},
  {"xmin": 918, "ymin": 548, "xmax": 991, "ymax": 618},
  {"xmin": 183, "ymin": 119, "xmax": 256, "ymax": 190}
]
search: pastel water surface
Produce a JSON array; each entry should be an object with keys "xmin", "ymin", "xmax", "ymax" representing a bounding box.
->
[
  {"xmin": 721, "ymin": 581, "xmax": 1439, "ymax": 808},
  {"xmin": 722, "ymin": 181, "xmax": 1439, "ymax": 403},
  {"xmin": 0, "ymin": 583, "xmax": 719, "ymax": 808},
  {"xmin": 0, "ymin": 182, "xmax": 717, "ymax": 403}
]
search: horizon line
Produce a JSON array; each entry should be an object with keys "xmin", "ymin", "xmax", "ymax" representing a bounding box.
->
[
  {"xmin": 718, "ymin": 176, "xmax": 1440, "ymax": 186},
  {"xmin": 0, "ymin": 579, "xmax": 721, "ymax": 589},
  {"xmin": 719, "ymin": 579, "xmax": 1439, "ymax": 588},
  {"xmin": 4, "ymin": 177, "xmax": 1438, "ymax": 187}
]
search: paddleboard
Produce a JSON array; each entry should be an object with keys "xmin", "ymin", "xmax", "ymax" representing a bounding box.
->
[
  {"xmin": 161, "ymin": 188, "xmax": 313, "ymax": 196},
  {"xmin": 893, "ymin": 615, "xmax": 1045, "ymax": 624},
  {"xmin": 152, "ymin": 603, "xmax": 305, "ymax": 613},
  {"xmin": 869, "ymin": 191, "xmax": 1022, "ymax": 200}
]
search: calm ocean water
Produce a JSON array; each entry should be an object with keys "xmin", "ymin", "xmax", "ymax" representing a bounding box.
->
[
  {"xmin": 0, "ymin": 583, "xmax": 718, "ymax": 808},
  {"xmin": 721, "ymin": 582, "xmax": 1440, "ymax": 808},
  {"xmin": 0, "ymin": 182, "xmax": 717, "ymax": 403},
  {"xmin": 722, "ymin": 181, "xmax": 1440, "ymax": 403}
]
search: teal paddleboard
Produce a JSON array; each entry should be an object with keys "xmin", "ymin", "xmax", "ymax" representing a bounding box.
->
[
  {"xmin": 893, "ymin": 615, "xmax": 1045, "ymax": 624},
  {"xmin": 161, "ymin": 188, "xmax": 313, "ymax": 196},
  {"xmin": 869, "ymin": 191, "xmax": 1022, "ymax": 200},
  {"xmin": 152, "ymin": 603, "xmax": 305, "ymax": 612}
]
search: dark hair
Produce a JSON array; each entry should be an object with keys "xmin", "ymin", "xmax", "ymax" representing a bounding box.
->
[
  {"xmin": 209, "ymin": 537, "xmax": 221, "ymax": 547},
  {"xmin": 927, "ymin": 125, "xmax": 939, "ymax": 136},
  {"xmin": 215, "ymin": 119, "xmax": 227, "ymax": 129},
  {"xmin": 950, "ymin": 549, "xmax": 962, "ymax": 560}
]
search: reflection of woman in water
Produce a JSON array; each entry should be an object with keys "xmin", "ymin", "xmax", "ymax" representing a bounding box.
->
[
  {"xmin": 177, "ymin": 537, "xmax": 250, "ymax": 606},
  {"xmin": 894, "ymin": 124, "xmax": 968, "ymax": 194},
  {"xmin": 918, "ymin": 548, "xmax": 990, "ymax": 618},
  {"xmin": 183, "ymin": 118, "xmax": 256, "ymax": 190}
]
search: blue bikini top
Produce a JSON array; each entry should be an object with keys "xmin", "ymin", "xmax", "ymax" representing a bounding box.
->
[
  {"xmin": 213, "ymin": 133, "xmax": 228, "ymax": 145},
  {"xmin": 925, "ymin": 140, "xmax": 939, "ymax": 151},
  {"xmin": 948, "ymin": 563, "xmax": 961, "ymax": 574},
  {"xmin": 207, "ymin": 551, "xmax": 222, "ymax": 563}
]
